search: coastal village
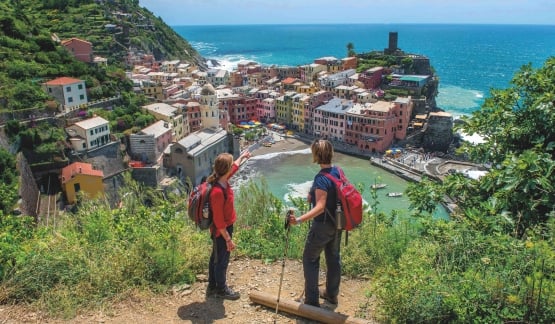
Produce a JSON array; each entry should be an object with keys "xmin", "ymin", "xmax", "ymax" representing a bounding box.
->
[
  {"xmin": 13, "ymin": 25, "xmax": 481, "ymax": 219},
  {"xmin": 5, "ymin": 2, "xmax": 552, "ymax": 323}
]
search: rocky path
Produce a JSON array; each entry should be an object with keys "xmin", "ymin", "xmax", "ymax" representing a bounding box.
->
[{"xmin": 0, "ymin": 258, "xmax": 377, "ymax": 324}]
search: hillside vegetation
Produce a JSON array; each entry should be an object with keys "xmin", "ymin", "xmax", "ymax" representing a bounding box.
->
[{"xmin": 0, "ymin": 0, "xmax": 203, "ymax": 113}]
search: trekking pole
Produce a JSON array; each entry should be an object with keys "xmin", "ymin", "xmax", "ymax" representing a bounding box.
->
[{"xmin": 275, "ymin": 208, "xmax": 293, "ymax": 320}]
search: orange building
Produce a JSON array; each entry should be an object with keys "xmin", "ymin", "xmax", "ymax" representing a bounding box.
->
[{"xmin": 61, "ymin": 162, "xmax": 104, "ymax": 204}]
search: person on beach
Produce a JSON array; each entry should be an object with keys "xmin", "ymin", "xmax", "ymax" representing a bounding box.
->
[
  {"xmin": 289, "ymin": 139, "xmax": 342, "ymax": 307},
  {"xmin": 206, "ymin": 150, "xmax": 251, "ymax": 300}
]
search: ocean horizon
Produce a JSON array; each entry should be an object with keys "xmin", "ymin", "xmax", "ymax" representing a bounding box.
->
[
  {"xmin": 169, "ymin": 23, "xmax": 555, "ymax": 213},
  {"xmin": 173, "ymin": 23, "xmax": 555, "ymax": 117}
]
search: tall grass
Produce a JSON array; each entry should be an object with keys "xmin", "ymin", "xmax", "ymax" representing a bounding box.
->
[{"xmin": 1, "ymin": 177, "xmax": 554, "ymax": 322}]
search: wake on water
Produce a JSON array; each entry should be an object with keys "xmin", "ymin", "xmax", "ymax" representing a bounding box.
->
[
  {"xmin": 233, "ymin": 148, "xmax": 312, "ymax": 202},
  {"xmin": 234, "ymin": 147, "xmax": 370, "ymax": 208}
]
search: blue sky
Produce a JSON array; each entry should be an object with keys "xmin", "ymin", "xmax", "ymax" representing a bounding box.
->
[{"xmin": 139, "ymin": 0, "xmax": 555, "ymax": 26}]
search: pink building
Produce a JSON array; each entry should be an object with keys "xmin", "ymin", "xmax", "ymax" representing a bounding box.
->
[
  {"xmin": 61, "ymin": 38, "xmax": 93, "ymax": 63},
  {"xmin": 345, "ymin": 97, "xmax": 413, "ymax": 153},
  {"xmin": 219, "ymin": 93, "xmax": 258, "ymax": 124},
  {"xmin": 129, "ymin": 120, "xmax": 173, "ymax": 164},
  {"xmin": 257, "ymin": 98, "xmax": 276, "ymax": 122}
]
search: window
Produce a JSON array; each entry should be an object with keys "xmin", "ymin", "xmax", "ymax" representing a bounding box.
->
[
  {"xmin": 78, "ymin": 84, "xmax": 83, "ymax": 90},
  {"xmin": 80, "ymin": 94, "xmax": 85, "ymax": 100},
  {"xmin": 68, "ymin": 97, "xmax": 73, "ymax": 103},
  {"xmin": 90, "ymin": 130, "xmax": 94, "ymax": 136},
  {"xmin": 66, "ymin": 86, "xmax": 71, "ymax": 92}
]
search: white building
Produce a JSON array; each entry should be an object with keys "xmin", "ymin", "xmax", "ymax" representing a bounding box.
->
[
  {"xmin": 65, "ymin": 116, "xmax": 110, "ymax": 152},
  {"xmin": 42, "ymin": 77, "xmax": 88, "ymax": 113}
]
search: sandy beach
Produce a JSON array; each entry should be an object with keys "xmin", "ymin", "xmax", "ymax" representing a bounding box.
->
[{"xmin": 248, "ymin": 134, "xmax": 310, "ymax": 156}]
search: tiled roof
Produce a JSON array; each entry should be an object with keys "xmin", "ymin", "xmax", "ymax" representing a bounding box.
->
[
  {"xmin": 61, "ymin": 162, "xmax": 103, "ymax": 184},
  {"xmin": 44, "ymin": 77, "xmax": 83, "ymax": 86}
]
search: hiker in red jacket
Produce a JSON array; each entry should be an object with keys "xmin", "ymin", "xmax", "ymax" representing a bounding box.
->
[
  {"xmin": 289, "ymin": 139, "xmax": 341, "ymax": 307},
  {"xmin": 206, "ymin": 150, "xmax": 250, "ymax": 300}
]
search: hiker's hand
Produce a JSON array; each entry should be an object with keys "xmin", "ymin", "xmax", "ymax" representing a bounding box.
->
[
  {"xmin": 241, "ymin": 150, "xmax": 251, "ymax": 160},
  {"xmin": 288, "ymin": 213, "xmax": 300, "ymax": 226},
  {"xmin": 226, "ymin": 239, "xmax": 235, "ymax": 252}
]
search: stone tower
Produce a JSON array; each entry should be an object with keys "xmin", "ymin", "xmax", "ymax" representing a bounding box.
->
[
  {"xmin": 384, "ymin": 32, "xmax": 398, "ymax": 54},
  {"xmin": 200, "ymin": 83, "xmax": 219, "ymax": 129}
]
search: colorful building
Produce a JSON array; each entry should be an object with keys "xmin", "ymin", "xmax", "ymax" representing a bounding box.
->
[
  {"xmin": 61, "ymin": 162, "xmax": 104, "ymax": 204},
  {"xmin": 129, "ymin": 120, "xmax": 173, "ymax": 164},
  {"xmin": 345, "ymin": 97, "xmax": 413, "ymax": 153}
]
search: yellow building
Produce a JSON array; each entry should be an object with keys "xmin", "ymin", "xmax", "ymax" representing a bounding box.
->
[
  {"xmin": 292, "ymin": 93, "xmax": 309, "ymax": 133},
  {"xmin": 61, "ymin": 162, "xmax": 104, "ymax": 204}
]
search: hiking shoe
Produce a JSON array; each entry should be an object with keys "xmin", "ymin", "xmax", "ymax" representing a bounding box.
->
[
  {"xmin": 215, "ymin": 286, "xmax": 240, "ymax": 300},
  {"xmin": 304, "ymin": 300, "xmax": 320, "ymax": 308},
  {"xmin": 296, "ymin": 297, "xmax": 320, "ymax": 308},
  {"xmin": 206, "ymin": 284, "xmax": 217, "ymax": 297},
  {"xmin": 319, "ymin": 288, "xmax": 338, "ymax": 305}
]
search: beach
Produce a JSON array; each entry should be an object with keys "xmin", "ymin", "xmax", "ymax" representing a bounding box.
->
[{"xmin": 248, "ymin": 133, "xmax": 310, "ymax": 156}]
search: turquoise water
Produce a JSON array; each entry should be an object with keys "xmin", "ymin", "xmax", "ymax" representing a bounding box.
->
[
  {"xmin": 174, "ymin": 23, "xmax": 555, "ymax": 217},
  {"xmin": 174, "ymin": 24, "xmax": 555, "ymax": 117},
  {"xmin": 234, "ymin": 148, "xmax": 448, "ymax": 218}
]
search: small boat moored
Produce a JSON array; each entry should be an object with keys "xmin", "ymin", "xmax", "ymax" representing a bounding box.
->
[
  {"xmin": 387, "ymin": 192, "xmax": 403, "ymax": 197},
  {"xmin": 371, "ymin": 183, "xmax": 387, "ymax": 189}
]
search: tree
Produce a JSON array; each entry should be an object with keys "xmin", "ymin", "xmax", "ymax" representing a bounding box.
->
[
  {"xmin": 457, "ymin": 57, "xmax": 555, "ymax": 164},
  {"xmin": 346, "ymin": 42, "xmax": 356, "ymax": 57},
  {"xmin": 409, "ymin": 57, "xmax": 555, "ymax": 237}
]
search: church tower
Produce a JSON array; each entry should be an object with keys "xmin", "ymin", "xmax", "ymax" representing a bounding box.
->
[{"xmin": 199, "ymin": 83, "xmax": 219, "ymax": 129}]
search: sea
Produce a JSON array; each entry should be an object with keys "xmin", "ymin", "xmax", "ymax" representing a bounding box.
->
[{"xmin": 172, "ymin": 24, "xmax": 555, "ymax": 215}]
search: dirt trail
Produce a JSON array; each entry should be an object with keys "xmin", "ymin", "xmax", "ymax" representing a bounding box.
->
[{"xmin": 0, "ymin": 258, "xmax": 377, "ymax": 324}]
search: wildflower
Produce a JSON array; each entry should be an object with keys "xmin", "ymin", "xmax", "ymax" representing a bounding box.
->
[
  {"xmin": 525, "ymin": 241, "xmax": 534, "ymax": 249},
  {"xmin": 506, "ymin": 294, "xmax": 519, "ymax": 304}
]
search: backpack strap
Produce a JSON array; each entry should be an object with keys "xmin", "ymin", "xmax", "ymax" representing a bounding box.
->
[
  {"xmin": 319, "ymin": 167, "xmax": 341, "ymax": 230},
  {"xmin": 319, "ymin": 167, "xmax": 349, "ymax": 247}
]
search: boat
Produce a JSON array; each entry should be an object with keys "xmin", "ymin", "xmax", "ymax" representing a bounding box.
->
[
  {"xmin": 262, "ymin": 142, "xmax": 272, "ymax": 147},
  {"xmin": 371, "ymin": 183, "xmax": 387, "ymax": 189},
  {"xmin": 387, "ymin": 192, "xmax": 403, "ymax": 197}
]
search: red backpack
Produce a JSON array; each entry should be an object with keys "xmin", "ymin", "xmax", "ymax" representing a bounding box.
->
[
  {"xmin": 187, "ymin": 182, "xmax": 225, "ymax": 230},
  {"xmin": 320, "ymin": 166, "xmax": 363, "ymax": 231}
]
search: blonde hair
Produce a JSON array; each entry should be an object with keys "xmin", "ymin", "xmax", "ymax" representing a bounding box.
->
[
  {"xmin": 207, "ymin": 153, "xmax": 233, "ymax": 184},
  {"xmin": 311, "ymin": 139, "xmax": 334, "ymax": 164}
]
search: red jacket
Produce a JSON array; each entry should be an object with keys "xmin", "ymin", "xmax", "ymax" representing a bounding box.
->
[{"xmin": 210, "ymin": 163, "xmax": 239, "ymax": 237}]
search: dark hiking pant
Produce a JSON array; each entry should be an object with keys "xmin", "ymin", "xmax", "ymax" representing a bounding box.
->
[
  {"xmin": 303, "ymin": 221, "xmax": 342, "ymax": 306},
  {"xmin": 208, "ymin": 225, "xmax": 234, "ymax": 289}
]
